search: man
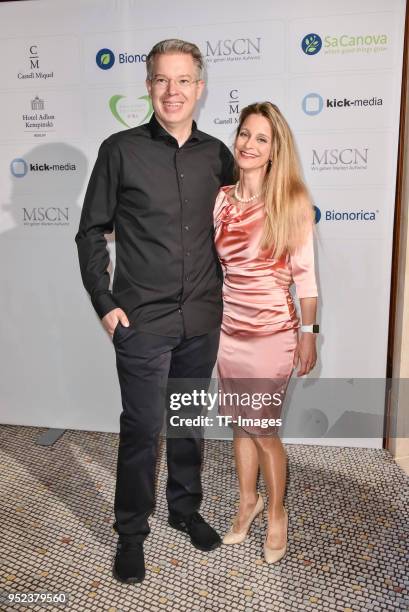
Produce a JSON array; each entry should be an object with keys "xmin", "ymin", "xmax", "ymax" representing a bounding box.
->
[{"xmin": 75, "ymin": 39, "xmax": 235, "ymax": 584}]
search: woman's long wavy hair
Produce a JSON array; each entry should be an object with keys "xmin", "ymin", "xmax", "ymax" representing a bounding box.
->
[{"xmin": 235, "ymin": 102, "xmax": 314, "ymax": 259}]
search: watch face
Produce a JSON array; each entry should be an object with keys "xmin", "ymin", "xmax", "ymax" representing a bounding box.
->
[{"xmin": 313, "ymin": 324, "xmax": 320, "ymax": 333}]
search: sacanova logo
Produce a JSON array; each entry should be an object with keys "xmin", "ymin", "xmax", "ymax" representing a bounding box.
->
[
  {"xmin": 10, "ymin": 158, "xmax": 77, "ymax": 177},
  {"xmin": 301, "ymin": 34, "xmax": 322, "ymax": 55},
  {"xmin": 314, "ymin": 205, "xmax": 378, "ymax": 223},
  {"xmin": 324, "ymin": 33, "xmax": 388, "ymax": 55}
]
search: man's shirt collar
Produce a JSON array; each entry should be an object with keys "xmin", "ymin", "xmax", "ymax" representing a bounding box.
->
[{"xmin": 148, "ymin": 113, "xmax": 202, "ymax": 144}]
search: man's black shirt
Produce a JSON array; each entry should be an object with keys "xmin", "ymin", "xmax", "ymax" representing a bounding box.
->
[{"xmin": 75, "ymin": 114, "xmax": 235, "ymax": 338}]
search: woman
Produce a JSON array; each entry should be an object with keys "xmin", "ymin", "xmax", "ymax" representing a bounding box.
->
[{"xmin": 214, "ymin": 102, "xmax": 318, "ymax": 564}]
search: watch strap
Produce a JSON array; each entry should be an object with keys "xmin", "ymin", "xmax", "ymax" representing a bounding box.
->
[{"xmin": 300, "ymin": 324, "xmax": 319, "ymax": 333}]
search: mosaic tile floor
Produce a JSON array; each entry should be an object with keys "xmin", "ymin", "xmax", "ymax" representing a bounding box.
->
[{"xmin": 0, "ymin": 425, "xmax": 408, "ymax": 612}]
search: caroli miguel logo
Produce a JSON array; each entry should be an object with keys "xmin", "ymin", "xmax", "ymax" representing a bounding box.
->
[
  {"xmin": 205, "ymin": 37, "xmax": 261, "ymax": 65},
  {"xmin": 10, "ymin": 157, "xmax": 77, "ymax": 178},
  {"xmin": 22, "ymin": 96, "xmax": 56, "ymax": 138},
  {"xmin": 17, "ymin": 45, "xmax": 54, "ymax": 81},
  {"xmin": 96, "ymin": 48, "xmax": 115, "ymax": 70},
  {"xmin": 96, "ymin": 47, "xmax": 147, "ymax": 70},
  {"xmin": 302, "ymin": 92, "xmax": 383, "ymax": 115},
  {"xmin": 311, "ymin": 147, "xmax": 369, "ymax": 172},
  {"xmin": 301, "ymin": 33, "xmax": 322, "ymax": 55},
  {"xmin": 314, "ymin": 205, "xmax": 378, "ymax": 223},
  {"xmin": 213, "ymin": 89, "xmax": 241, "ymax": 126},
  {"xmin": 109, "ymin": 95, "xmax": 153, "ymax": 128}
]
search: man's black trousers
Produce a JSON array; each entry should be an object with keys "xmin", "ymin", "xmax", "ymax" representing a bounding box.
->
[{"xmin": 112, "ymin": 324, "xmax": 220, "ymax": 542}]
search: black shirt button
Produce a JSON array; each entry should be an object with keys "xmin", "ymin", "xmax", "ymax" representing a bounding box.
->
[
  {"xmin": 180, "ymin": 173, "xmax": 184, "ymax": 178},
  {"xmin": 185, "ymin": 274, "xmax": 190, "ymax": 281},
  {"xmin": 184, "ymin": 199, "xmax": 188, "ymax": 204},
  {"xmin": 178, "ymin": 308, "xmax": 182, "ymax": 313},
  {"xmin": 184, "ymin": 225, "xmax": 189, "ymax": 231},
  {"xmin": 185, "ymin": 250, "xmax": 191, "ymax": 256}
]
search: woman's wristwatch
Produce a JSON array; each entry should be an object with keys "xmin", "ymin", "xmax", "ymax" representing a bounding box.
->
[{"xmin": 300, "ymin": 324, "xmax": 320, "ymax": 334}]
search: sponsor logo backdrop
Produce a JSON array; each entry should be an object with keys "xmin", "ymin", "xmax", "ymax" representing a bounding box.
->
[{"xmin": 0, "ymin": 0, "xmax": 405, "ymax": 447}]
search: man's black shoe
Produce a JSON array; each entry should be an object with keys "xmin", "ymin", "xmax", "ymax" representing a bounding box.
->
[
  {"xmin": 168, "ymin": 512, "xmax": 221, "ymax": 552},
  {"xmin": 112, "ymin": 539, "xmax": 145, "ymax": 584}
]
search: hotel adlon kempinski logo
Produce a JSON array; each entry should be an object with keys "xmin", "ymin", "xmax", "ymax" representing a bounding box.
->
[{"xmin": 22, "ymin": 96, "xmax": 56, "ymax": 138}]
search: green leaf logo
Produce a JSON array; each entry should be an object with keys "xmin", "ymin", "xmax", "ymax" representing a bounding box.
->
[
  {"xmin": 301, "ymin": 33, "xmax": 322, "ymax": 56},
  {"xmin": 101, "ymin": 53, "xmax": 111, "ymax": 65}
]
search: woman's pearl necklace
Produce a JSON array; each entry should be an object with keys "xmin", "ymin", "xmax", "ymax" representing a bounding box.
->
[{"xmin": 234, "ymin": 181, "xmax": 262, "ymax": 203}]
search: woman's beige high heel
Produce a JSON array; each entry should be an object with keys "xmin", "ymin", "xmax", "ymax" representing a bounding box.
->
[
  {"xmin": 264, "ymin": 508, "xmax": 288, "ymax": 564},
  {"xmin": 223, "ymin": 494, "xmax": 264, "ymax": 545}
]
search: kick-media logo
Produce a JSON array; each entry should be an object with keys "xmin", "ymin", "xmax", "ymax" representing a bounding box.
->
[
  {"xmin": 302, "ymin": 92, "xmax": 383, "ymax": 115},
  {"xmin": 96, "ymin": 47, "xmax": 146, "ymax": 70},
  {"xmin": 314, "ymin": 205, "xmax": 379, "ymax": 223},
  {"xmin": 10, "ymin": 157, "xmax": 76, "ymax": 178},
  {"xmin": 301, "ymin": 31, "xmax": 388, "ymax": 56}
]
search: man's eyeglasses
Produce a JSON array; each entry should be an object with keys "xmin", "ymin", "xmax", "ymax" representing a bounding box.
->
[{"xmin": 150, "ymin": 76, "xmax": 200, "ymax": 90}]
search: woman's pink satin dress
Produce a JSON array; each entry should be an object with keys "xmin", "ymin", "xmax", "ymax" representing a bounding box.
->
[{"xmin": 214, "ymin": 186, "xmax": 318, "ymax": 435}]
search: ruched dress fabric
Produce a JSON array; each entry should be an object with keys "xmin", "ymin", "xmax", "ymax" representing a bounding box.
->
[{"xmin": 214, "ymin": 186, "xmax": 318, "ymax": 435}]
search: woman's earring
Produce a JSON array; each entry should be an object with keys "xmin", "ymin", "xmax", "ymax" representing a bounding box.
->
[{"xmin": 268, "ymin": 159, "xmax": 273, "ymax": 169}]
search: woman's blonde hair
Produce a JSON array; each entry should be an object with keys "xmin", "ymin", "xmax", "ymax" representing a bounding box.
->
[{"xmin": 235, "ymin": 102, "xmax": 314, "ymax": 259}]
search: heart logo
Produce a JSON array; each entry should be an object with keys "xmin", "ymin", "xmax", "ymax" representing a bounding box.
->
[{"xmin": 109, "ymin": 94, "xmax": 153, "ymax": 128}]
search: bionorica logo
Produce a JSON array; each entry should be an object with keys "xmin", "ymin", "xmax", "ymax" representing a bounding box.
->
[
  {"xmin": 313, "ymin": 204, "xmax": 379, "ymax": 223},
  {"xmin": 302, "ymin": 93, "xmax": 324, "ymax": 116},
  {"xmin": 10, "ymin": 158, "xmax": 28, "ymax": 178},
  {"xmin": 301, "ymin": 34, "xmax": 322, "ymax": 55},
  {"xmin": 96, "ymin": 48, "xmax": 115, "ymax": 70}
]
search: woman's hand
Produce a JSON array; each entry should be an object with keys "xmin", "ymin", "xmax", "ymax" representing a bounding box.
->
[{"xmin": 293, "ymin": 332, "xmax": 317, "ymax": 376}]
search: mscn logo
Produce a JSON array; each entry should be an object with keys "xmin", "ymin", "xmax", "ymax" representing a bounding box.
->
[
  {"xmin": 312, "ymin": 148, "xmax": 368, "ymax": 172},
  {"xmin": 96, "ymin": 48, "xmax": 115, "ymax": 70},
  {"xmin": 301, "ymin": 34, "xmax": 322, "ymax": 55},
  {"xmin": 10, "ymin": 158, "xmax": 28, "ymax": 178},
  {"xmin": 23, "ymin": 207, "xmax": 69, "ymax": 226},
  {"xmin": 314, "ymin": 205, "xmax": 378, "ymax": 223},
  {"xmin": 205, "ymin": 38, "xmax": 261, "ymax": 63},
  {"xmin": 302, "ymin": 93, "xmax": 324, "ymax": 116}
]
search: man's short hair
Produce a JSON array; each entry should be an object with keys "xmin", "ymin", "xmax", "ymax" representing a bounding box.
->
[{"xmin": 146, "ymin": 39, "xmax": 204, "ymax": 80}]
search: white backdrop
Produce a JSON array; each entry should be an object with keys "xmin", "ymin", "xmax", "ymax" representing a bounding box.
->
[{"xmin": 0, "ymin": 0, "xmax": 406, "ymax": 447}]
